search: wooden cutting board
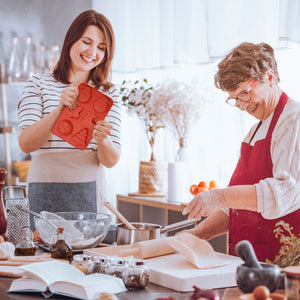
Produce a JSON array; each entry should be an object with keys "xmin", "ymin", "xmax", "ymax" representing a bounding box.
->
[{"xmin": 145, "ymin": 252, "xmax": 243, "ymax": 292}]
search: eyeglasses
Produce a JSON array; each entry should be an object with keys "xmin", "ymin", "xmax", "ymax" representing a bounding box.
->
[{"xmin": 226, "ymin": 80, "xmax": 257, "ymax": 107}]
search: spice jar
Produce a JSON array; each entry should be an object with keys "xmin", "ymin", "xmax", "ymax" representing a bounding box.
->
[
  {"xmin": 14, "ymin": 226, "xmax": 36, "ymax": 256},
  {"xmin": 122, "ymin": 259, "xmax": 150, "ymax": 290},
  {"xmin": 71, "ymin": 254, "xmax": 94, "ymax": 274},
  {"xmin": 91, "ymin": 256, "xmax": 109, "ymax": 274},
  {"xmin": 105, "ymin": 257, "xmax": 128, "ymax": 278},
  {"xmin": 285, "ymin": 266, "xmax": 300, "ymax": 300}
]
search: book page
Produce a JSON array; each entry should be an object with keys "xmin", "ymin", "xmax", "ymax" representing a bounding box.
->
[
  {"xmin": 51, "ymin": 274, "xmax": 127, "ymax": 299},
  {"xmin": 8, "ymin": 276, "xmax": 48, "ymax": 292},
  {"xmin": 19, "ymin": 260, "xmax": 85, "ymax": 286}
]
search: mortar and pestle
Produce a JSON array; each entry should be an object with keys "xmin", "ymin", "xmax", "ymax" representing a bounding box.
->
[{"xmin": 235, "ymin": 240, "xmax": 281, "ymax": 293}]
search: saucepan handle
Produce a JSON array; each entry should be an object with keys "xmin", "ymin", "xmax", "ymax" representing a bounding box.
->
[{"xmin": 160, "ymin": 218, "xmax": 197, "ymax": 234}]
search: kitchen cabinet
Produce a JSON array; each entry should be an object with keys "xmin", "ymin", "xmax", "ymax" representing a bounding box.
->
[
  {"xmin": 116, "ymin": 194, "xmax": 228, "ymax": 253},
  {"xmin": 0, "ymin": 76, "xmax": 27, "ymax": 186}
]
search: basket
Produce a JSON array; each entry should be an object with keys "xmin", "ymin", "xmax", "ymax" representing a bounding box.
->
[{"xmin": 138, "ymin": 161, "xmax": 168, "ymax": 195}]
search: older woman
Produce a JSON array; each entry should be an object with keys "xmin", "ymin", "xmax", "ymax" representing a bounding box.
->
[{"xmin": 182, "ymin": 42, "xmax": 300, "ymax": 262}]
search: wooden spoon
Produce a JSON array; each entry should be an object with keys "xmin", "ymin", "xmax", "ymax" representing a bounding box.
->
[{"xmin": 104, "ymin": 201, "xmax": 136, "ymax": 230}]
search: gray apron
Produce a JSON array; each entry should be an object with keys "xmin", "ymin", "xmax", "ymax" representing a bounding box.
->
[{"xmin": 26, "ymin": 151, "xmax": 108, "ymax": 228}]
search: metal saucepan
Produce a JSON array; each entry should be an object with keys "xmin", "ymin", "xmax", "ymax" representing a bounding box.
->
[{"xmin": 116, "ymin": 219, "xmax": 196, "ymax": 245}]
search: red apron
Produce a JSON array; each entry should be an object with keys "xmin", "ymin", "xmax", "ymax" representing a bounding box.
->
[{"xmin": 228, "ymin": 92, "xmax": 300, "ymax": 262}]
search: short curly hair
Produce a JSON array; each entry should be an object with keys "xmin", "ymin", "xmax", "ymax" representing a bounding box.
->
[{"xmin": 214, "ymin": 42, "xmax": 280, "ymax": 91}]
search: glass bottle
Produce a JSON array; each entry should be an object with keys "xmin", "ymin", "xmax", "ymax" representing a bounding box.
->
[
  {"xmin": 122, "ymin": 259, "xmax": 150, "ymax": 290},
  {"xmin": 14, "ymin": 226, "xmax": 36, "ymax": 256},
  {"xmin": 0, "ymin": 168, "xmax": 8, "ymax": 241},
  {"xmin": 51, "ymin": 227, "xmax": 73, "ymax": 262},
  {"xmin": 8, "ymin": 36, "xmax": 21, "ymax": 83},
  {"xmin": 35, "ymin": 43, "xmax": 47, "ymax": 74},
  {"xmin": 22, "ymin": 37, "xmax": 35, "ymax": 81},
  {"xmin": 0, "ymin": 35, "xmax": 6, "ymax": 81},
  {"xmin": 49, "ymin": 45, "xmax": 59, "ymax": 71}
]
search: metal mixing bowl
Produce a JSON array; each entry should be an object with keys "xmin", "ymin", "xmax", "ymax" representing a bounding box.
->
[{"xmin": 34, "ymin": 212, "xmax": 111, "ymax": 250}]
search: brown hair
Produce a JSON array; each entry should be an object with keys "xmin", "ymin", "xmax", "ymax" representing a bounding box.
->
[
  {"xmin": 53, "ymin": 10, "xmax": 115, "ymax": 91},
  {"xmin": 214, "ymin": 42, "xmax": 280, "ymax": 91}
]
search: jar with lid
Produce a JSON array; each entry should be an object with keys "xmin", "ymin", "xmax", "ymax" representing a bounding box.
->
[
  {"xmin": 105, "ymin": 257, "xmax": 128, "ymax": 279},
  {"xmin": 71, "ymin": 254, "xmax": 94, "ymax": 274},
  {"xmin": 51, "ymin": 227, "xmax": 73, "ymax": 262},
  {"xmin": 14, "ymin": 226, "xmax": 36, "ymax": 256},
  {"xmin": 122, "ymin": 259, "xmax": 150, "ymax": 290},
  {"xmin": 285, "ymin": 266, "xmax": 300, "ymax": 300},
  {"xmin": 91, "ymin": 256, "xmax": 109, "ymax": 274}
]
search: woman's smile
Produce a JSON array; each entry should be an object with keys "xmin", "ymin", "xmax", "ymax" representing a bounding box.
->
[{"xmin": 69, "ymin": 25, "xmax": 106, "ymax": 76}]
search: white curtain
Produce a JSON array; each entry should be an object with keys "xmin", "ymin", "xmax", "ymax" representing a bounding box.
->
[{"xmin": 92, "ymin": 0, "xmax": 300, "ymax": 204}]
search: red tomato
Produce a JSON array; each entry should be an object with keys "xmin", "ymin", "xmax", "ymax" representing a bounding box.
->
[{"xmin": 190, "ymin": 184, "xmax": 199, "ymax": 195}]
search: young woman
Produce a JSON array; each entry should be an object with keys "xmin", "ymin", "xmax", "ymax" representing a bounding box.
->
[{"xmin": 17, "ymin": 10, "xmax": 121, "ymax": 219}]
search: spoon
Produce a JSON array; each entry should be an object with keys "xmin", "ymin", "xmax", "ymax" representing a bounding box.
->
[{"xmin": 104, "ymin": 201, "xmax": 136, "ymax": 230}]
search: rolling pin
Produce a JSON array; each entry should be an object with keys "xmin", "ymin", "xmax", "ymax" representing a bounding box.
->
[
  {"xmin": 119, "ymin": 237, "xmax": 176, "ymax": 259},
  {"xmin": 85, "ymin": 237, "xmax": 176, "ymax": 259}
]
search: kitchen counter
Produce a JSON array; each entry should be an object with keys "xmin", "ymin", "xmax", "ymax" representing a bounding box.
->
[{"xmin": 0, "ymin": 276, "xmax": 229, "ymax": 299}]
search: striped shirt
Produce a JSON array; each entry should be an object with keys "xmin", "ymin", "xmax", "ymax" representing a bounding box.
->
[{"xmin": 17, "ymin": 72, "xmax": 121, "ymax": 156}]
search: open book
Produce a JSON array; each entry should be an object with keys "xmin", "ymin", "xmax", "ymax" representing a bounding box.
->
[{"xmin": 8, "ymin": 260, "xmax": 127, "ymax": 299}]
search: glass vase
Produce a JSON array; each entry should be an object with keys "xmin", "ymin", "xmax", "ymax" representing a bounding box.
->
[{"xmin": 176, "ymin": 137, "xmax": 188, "ymax": 162}]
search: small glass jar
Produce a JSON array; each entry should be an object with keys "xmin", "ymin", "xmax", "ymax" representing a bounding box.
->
[
  {"xmin": 14, "ymin": 226, "xmax": 36, "ymax": 256},
  {"xmin": 91, "ymin": 256, "xmax": 109, "ymax": 274},
  {"xmin": 105, "ymin": 257, "xmax": 128, "ymax": 279},
  {"xmin": 122, "ymin": 259, "xmax": 150, "ymax": 290},
  {"xmin": 51, "ymin": 227, "xmax": 73, "ymax": 262},
  {"xmin": 285, "ymin": 266, "xmax": 300, "ymax": 300},
  {"xmin": 71, "ymin": 254, "xmax": 94, "ymax": 274}
]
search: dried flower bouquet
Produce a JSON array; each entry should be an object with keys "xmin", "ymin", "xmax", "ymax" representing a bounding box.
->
[
  {"xmin": 151, "ymin": 80, "xmax": 208, "ymax": 160},
  {"xmin": 120, "ymin": 79, "xmax": 164, "ymax": 161}
]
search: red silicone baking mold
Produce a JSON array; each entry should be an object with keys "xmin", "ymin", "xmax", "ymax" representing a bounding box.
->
[{"xmin": 52, "ymin": 83, "xmax": 113, "ymax": 150}]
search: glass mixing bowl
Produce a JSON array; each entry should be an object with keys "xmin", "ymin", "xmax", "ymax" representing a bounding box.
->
[{"xmin": 34, "ymin": 212, "xmax": 111, "ymax": 250}]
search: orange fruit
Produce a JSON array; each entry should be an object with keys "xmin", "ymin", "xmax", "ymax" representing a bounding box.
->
[
  {"xmin": 190, "ymin": 184, "xmax": 199, "ymax": 195},
  {"xmin": 209, "ymin": 180, "xmax": 218, "ymax": 190},
  {"xmin": 198, "ymin": 181, "xmax": 209, "ymax": 188}
]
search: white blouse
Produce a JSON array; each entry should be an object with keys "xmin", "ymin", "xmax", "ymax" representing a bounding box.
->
[{"xmin": 228, "ymin": 100, "xmax": 300, "ymax": 219}]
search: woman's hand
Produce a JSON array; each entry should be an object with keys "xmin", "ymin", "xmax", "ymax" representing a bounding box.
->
[
  {"xmin": 58, "ymin": 86, "xmax": 79, "ymax": 111},
  {"xmin": 92, "ymin": 119, "xmax": 113, "ymax": 144},
  {"xmin": 182, "ymin": 189, "xmax": 226, "ymax": 220}
]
